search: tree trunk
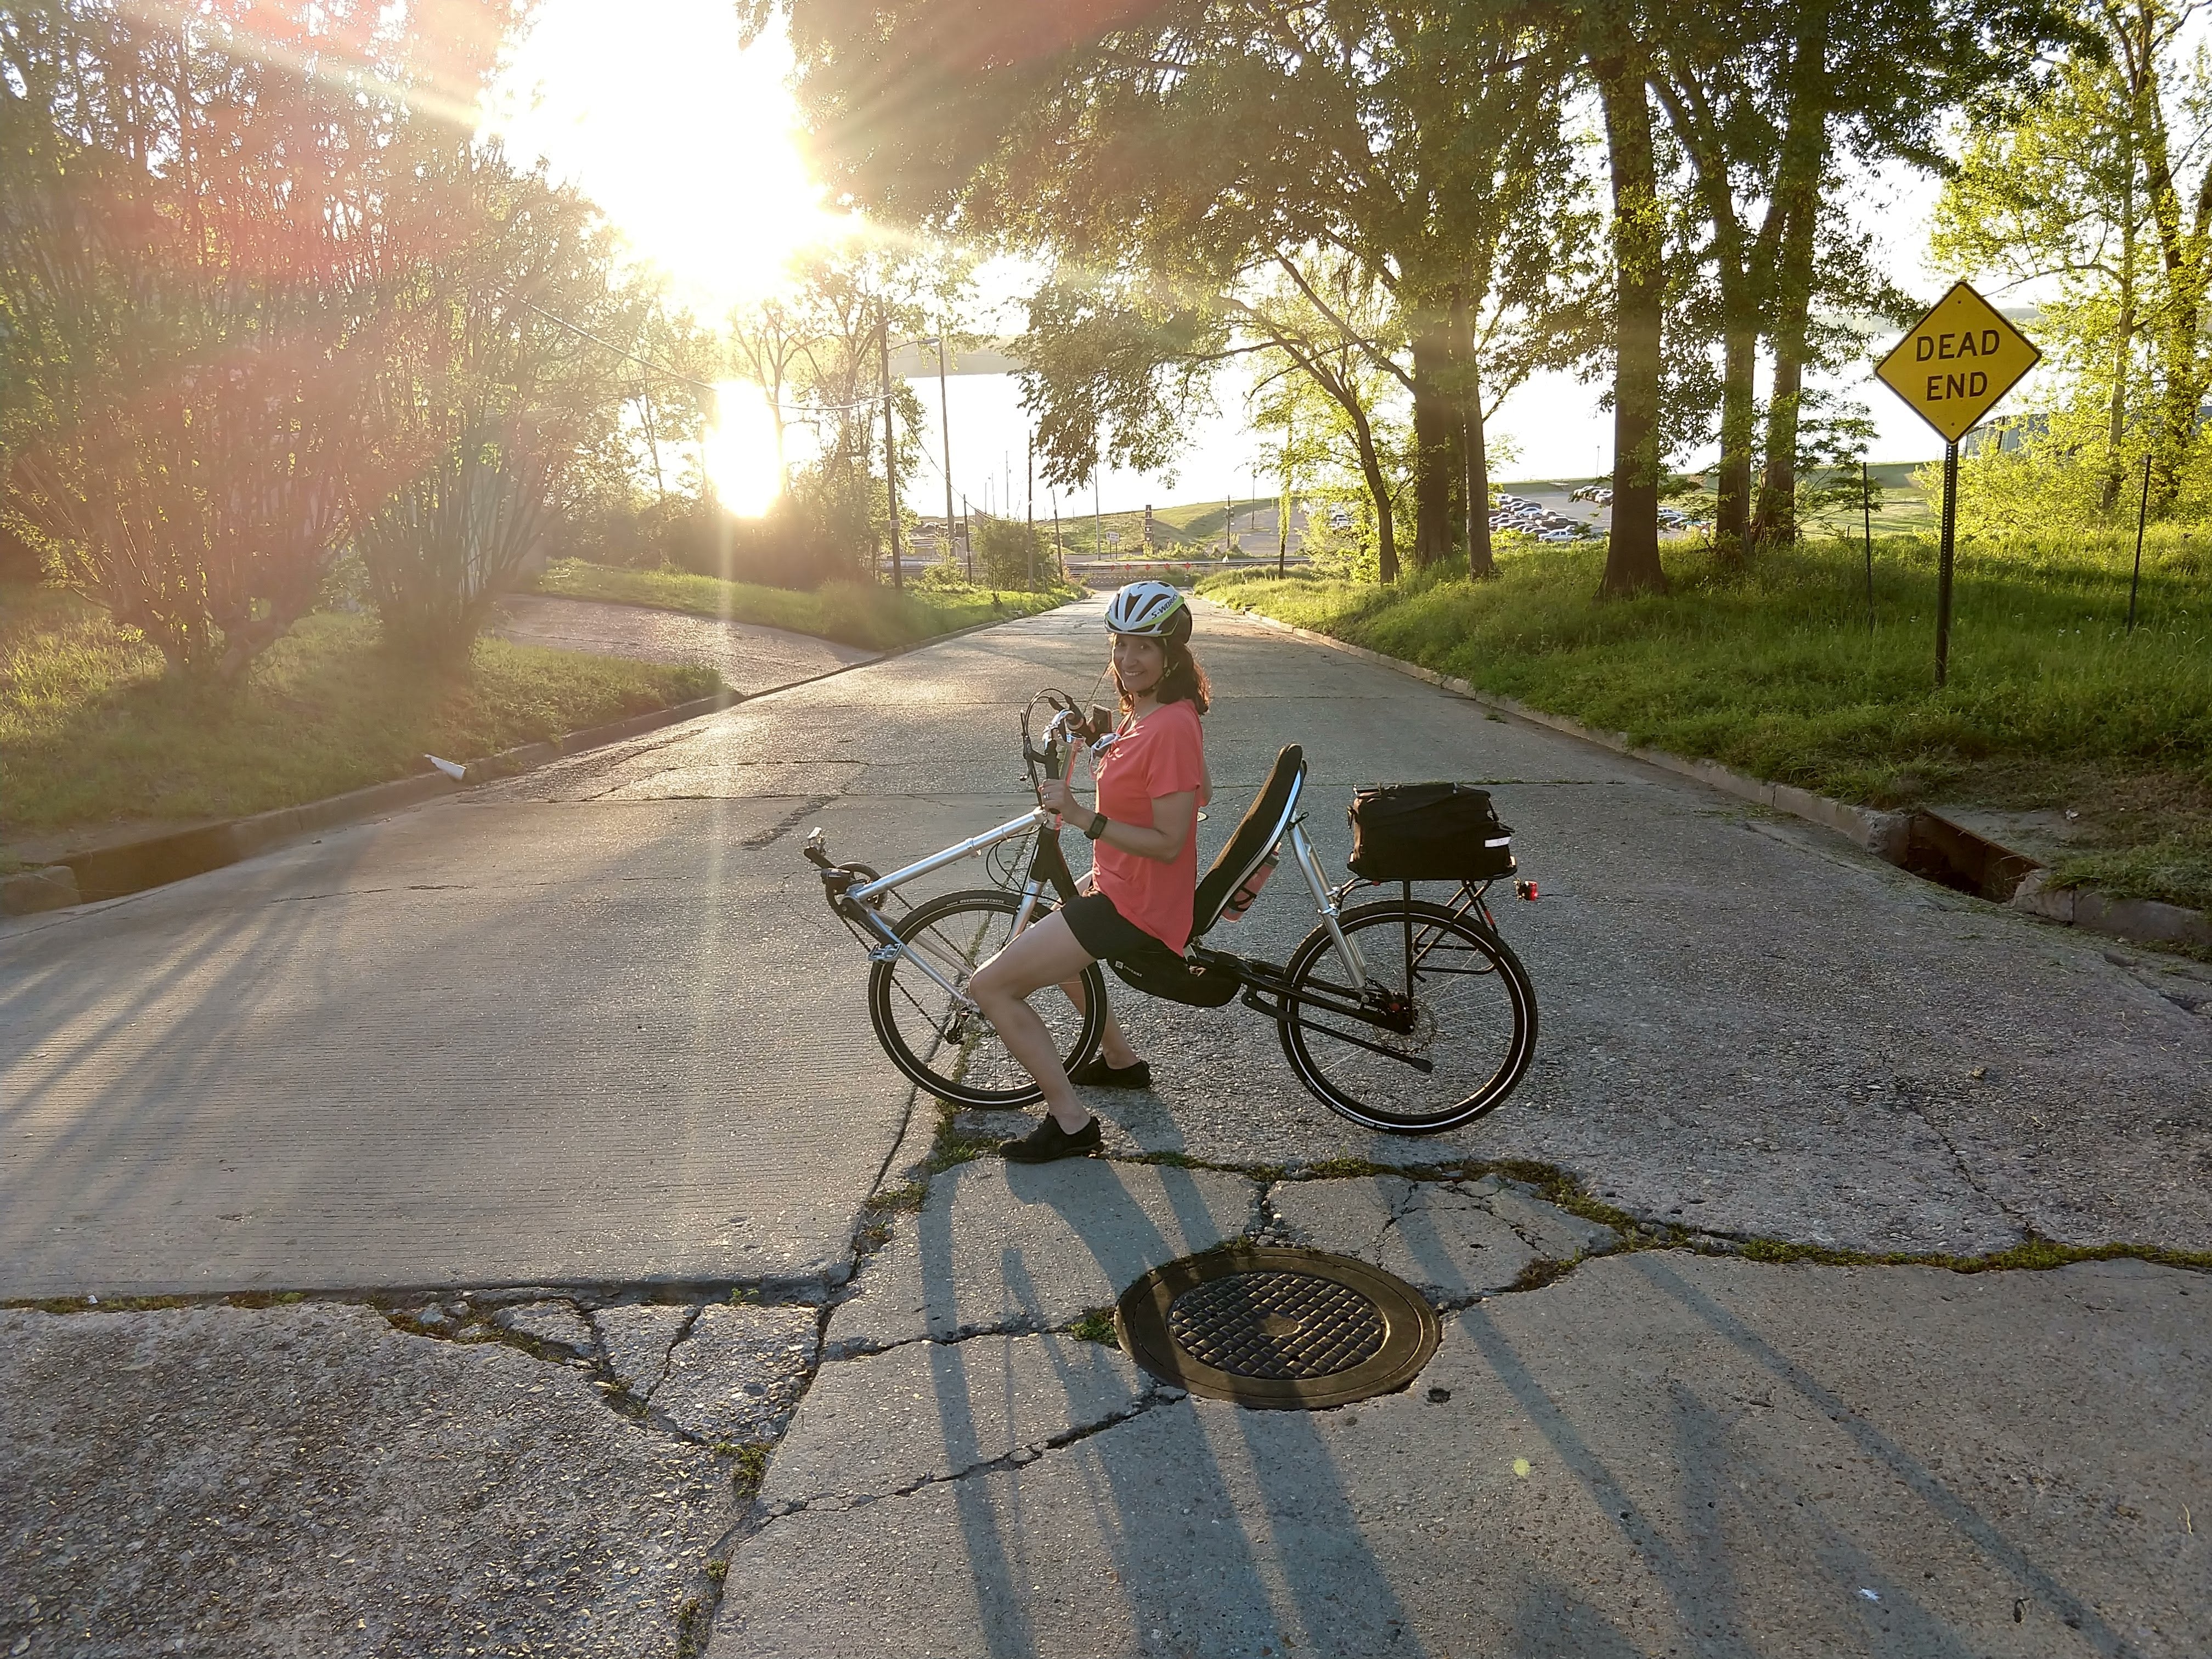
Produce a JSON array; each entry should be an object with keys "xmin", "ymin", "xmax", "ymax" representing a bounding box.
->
[
  {"xmin": 1715, "ymin": 312, "xmax": 1756, "ymax": 561},
  {"xmin": 1752, "ymin": 186, "xmax": 1815, "ymax": 548},
  {"xmin": 1454, "ymin": 289, "xmax": 1495, "ymax": 579},
  {"xmin": 1750, "ymin": 4, "xmax": 1830, "ymax": 550},
  {"xmin": 1753, "ymin": 315, "xmax": 1804, "ymax": 548},
  {"xmin": 1346, "ymin": 392, "xmax": 1399, "ymax": 584},
  {"xmin": 1409, "ymin": 313, "xmax": 1458, "ymax": 568},
  {"xmin": 1594, "ymin": 45, "xmax": 1667, "ymax": 596}
]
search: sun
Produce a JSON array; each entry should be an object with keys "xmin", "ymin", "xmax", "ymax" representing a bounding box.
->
[
  {"xmin": 482, "ymin": 1, "xmax": 847, "ymax": 315},
  {"xmin": 702, "ymin": 383, "xmax": 785, "ymax": 517}
]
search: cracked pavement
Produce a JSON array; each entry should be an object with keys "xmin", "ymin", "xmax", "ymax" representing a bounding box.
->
[{"xmin": 4, "ymin": 596, "xmax": 2208, "ymax": 1655}]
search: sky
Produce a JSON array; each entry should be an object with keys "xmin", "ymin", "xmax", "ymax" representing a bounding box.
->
[{"xmin": 483, "ymin": 1, "xmax": 2001, "ymax": 514}]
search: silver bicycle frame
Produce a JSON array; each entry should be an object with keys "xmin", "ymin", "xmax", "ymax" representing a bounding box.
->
[
  {"xmin": 834, "ymin": 782, "xmax": 1371, "ymax": 1014},
  {"xmin": 1284, "ymin": 816, "xmax": 1367, "ymax": 985},
  {"xmin": 841, "ymin": 806, "xmax": 1056, "ymax": 1007},
  {"xmin": 849, "ymin": 806, "xmax": 1052, "ymax": 909}
]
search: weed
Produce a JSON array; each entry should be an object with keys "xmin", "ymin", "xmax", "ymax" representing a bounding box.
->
[
  {"xmin": 726, "ymin": 1286, "xmax": 758, "ymax": 1306},
  {"xmin": 674, "ymin": 1595, "xmax": 710, "ymax": 1659},
  {"xmin": 1067, "ymin": 1307, "xmax": 1120, "ymax": 1345},
  {"xmin": 1507, "ymin": 1258, "xmax": 1575, "ymax": 1294},
  {"xmin": 1297, "ymin": 1155, "xmax": 1401, "ymax": 1181},
  {"xmin": 863, "ymin": 1181, "xmax": 928, "ymax": 1214},
  {"xmin": 926, "ymin": 1128, "xmax": 1002, "ymax": 1173},
  {"xmin": 729, "ymin": 1441, "xmax": 772, "ymax": 1495}
]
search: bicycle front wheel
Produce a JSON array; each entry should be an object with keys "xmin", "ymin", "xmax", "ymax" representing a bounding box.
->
[
  {"xmin": 867, "ymin": 889, "xmax": 1107, "ymax": 1109},
  {"xmin": 1278, "ymin": 898, "xmax": 1537, "ymax": 1134}
]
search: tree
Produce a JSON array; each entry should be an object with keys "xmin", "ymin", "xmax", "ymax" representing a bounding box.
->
[
  {"xmin": 354, "ymin": 137, "xmax": 642, "ymax": 658},
  {"xmin": 0, "ymin": 0, "xmax": 394, "ymax": 674},
  {"xmin": 782, "ymin": 0, "xmax": 1597, "ymax": 580},
  {"xmin": 0, "ymin": 0, "xmax": 619, "ymax": 672},
  {"xmin": 1934, "ymin": 1, "xmax": 2205, "ymax": 517}
]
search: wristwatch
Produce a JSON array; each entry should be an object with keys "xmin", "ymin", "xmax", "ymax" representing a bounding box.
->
[{"xmin": 1084, "ymin": 811, "xmax": 1109, "ymax": 841}]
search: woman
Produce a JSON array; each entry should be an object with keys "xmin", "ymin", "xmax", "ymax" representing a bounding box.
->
[{"xmin": 966, "ymin": 581, "xmax": 1212, "ymax": 1163}]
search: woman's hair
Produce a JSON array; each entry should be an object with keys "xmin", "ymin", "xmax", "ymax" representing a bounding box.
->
[{"xmin": 1113, "ymin": 611, "xmax": 1210, "ymax": 715}]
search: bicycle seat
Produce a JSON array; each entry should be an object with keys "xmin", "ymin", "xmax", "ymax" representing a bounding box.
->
[{"xmin": 1190, "ymin": 744, "xmax": 1305, "ymax": 940}]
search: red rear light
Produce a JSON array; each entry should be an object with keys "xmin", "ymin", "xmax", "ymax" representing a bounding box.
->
[{"xmin": 1516, "ymin": 879, "xmax": 1538, "ymax": 901}]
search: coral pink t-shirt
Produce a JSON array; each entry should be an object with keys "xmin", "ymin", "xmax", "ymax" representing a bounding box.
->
[{"xmin": 1092, "ymin": 699, "xmax": 1206, "ymax": 952}]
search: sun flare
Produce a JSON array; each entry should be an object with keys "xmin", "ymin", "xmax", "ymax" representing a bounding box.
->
[
  {"xmin": 703, "ymin": 382, "xmax": 785, "ymax": 517},
  {"xmin": 483, "ymin": 1, "xmax": 845, "ymax": 315}
]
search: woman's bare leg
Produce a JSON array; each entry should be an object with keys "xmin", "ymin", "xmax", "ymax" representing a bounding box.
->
[
  {"xmin": 1054, "ymin": 976, "xmax": 1141, "ymax": 1068},
  {"xmin": 968, "ymin": 911, "xmax": 1099, "ymax": 1132}
]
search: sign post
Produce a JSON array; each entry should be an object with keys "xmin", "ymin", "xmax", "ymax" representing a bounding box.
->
[{"xmin": 1874, "ymin": 281, "xmax": 2040, "ymax": 687}]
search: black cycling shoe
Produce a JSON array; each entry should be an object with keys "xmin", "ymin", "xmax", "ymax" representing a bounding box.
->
[
  {"xmin": 1068, "ymin": 1056, "xmax": 1152, "ymax": 1090},
  {"xmin": 1000, "ymin": 1115, "xmax": 1103, "ymax": 1163}
]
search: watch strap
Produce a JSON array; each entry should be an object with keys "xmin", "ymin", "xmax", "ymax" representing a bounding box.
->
[{"xmin": 1084, "ymin": 811, "xmax": 1109, "ymax": 841}]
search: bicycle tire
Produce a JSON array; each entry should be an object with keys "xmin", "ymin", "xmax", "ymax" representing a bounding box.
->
[
  {"xmin": 1278, "ymin": 898, "xmax": 1537, "ymax": 1134},
  {"xmin": 867, "ymin": 888, "xmax": 1107, "ymax": 1109}
]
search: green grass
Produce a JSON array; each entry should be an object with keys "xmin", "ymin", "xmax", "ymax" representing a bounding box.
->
[
  {"xmin": 1201, "ymin": 528, "xmax": 2212, "ymax": 911},
  {"xmin": 533, "ymin": 560, "xmax": 1066, "ymax": 649},
  {"xmin": 1, "ymin": 584, "xmax": 719, "ymax": 843}
]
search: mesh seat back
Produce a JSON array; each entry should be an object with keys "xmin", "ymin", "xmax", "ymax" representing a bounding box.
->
[{"xmin": 1190, "ymin": 744, "xmax": 1305, "ymax": 939}]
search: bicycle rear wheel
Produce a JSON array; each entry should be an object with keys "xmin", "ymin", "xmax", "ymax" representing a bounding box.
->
[
  {"xmin": 867, "ymin": 889, "xmax": 1107, "ymax": 1109},
  {"xmin": 1278, "ymin": 898, "xmax": 1536, "ymax": 1133}
]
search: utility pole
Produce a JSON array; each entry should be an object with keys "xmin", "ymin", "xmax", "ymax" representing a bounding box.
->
[
  {"xmin": 878, "ymin": 313, "xmax": 902, "ymax": 591},
  {"xmin": 935, "ymin": 327, "xmax": 955, "ymax": 578},
  {"xmin": 1093, "ymin": 452, "xmax": 1103, "ymax": 563},
  {"xmin": 637, "ymin": 383, "xmax": 667, "ymax": 502},
  {"xmin": 1279, "ymin": 435, "xmax": 1290, "ymax": 577},
  {"xmin": 1026, "ymin": 431, "xmax": 1036, "ymax": 591}
]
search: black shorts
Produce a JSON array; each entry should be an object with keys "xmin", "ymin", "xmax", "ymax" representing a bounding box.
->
[{"xmin": 1062, "ymin": 891, "xmax": 1183, "ymax": 969}]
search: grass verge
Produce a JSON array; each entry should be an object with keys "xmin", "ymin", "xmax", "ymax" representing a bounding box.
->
[
  {"xmin": 533, "ymin": 559, "xmax": 1067, "ymax": 650},
  {"xmin": 1202, "ymin": 531, "xmax": 2212, "ymax": 912},
  {"xmin": 1, "ymin": 584, "xmax": 719, "ymax": 845}
]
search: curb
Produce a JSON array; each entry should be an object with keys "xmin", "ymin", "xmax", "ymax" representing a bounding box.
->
[
  {"xmin": 1214, "ymin": 599, "xmax": 2212, "ymax": 955},
  {"xmin": 3, "ymin": 600, "xmax": 1065, "ymax": 916}
]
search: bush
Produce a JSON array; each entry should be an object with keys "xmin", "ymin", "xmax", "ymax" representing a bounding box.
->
[{"xmin": 974, "ymin": 516, "xmax": 1049, "ymax": 589}]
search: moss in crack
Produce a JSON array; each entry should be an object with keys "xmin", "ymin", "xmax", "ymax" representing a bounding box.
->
[
  {"xmin": 1508, "ymin": 1257, "xmax": 1575, "ymax": 1294},
  {"xmin": 865, "ymin": 1181, "xmax": 928, "ymax": 1214},
  {"xmin": 1299, "ymin": 1155, "xmax": 1404, "ymax": 1181},
  {"xmin": 1067, "ymin": 1307, "xmax": 1119, "ymax": 1345},
  {"xmin": 674, "ymin": 1594, "xmax": 711, "ymax": 1659},
  {"xmin": 1726, "ymin": 1233, "xmax": 2212, "ymax": 1274},
  {"xmin": 727, "ymin": 1441, "xmax": 773, "ymax": 1497},
  {"xmin": 227, "ymin": 1290, "xmax": 308, "ymax": 1309},
  {"xmin": 927, "ymin": 1127, "xmax": 1001, "ymax": 1172},
  {"xmin": 4, "ymin": 1294, "xmax": 201, "ymax": 1314}
]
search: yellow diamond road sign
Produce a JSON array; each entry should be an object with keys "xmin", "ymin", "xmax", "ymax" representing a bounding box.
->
[{"xmin": 1876, "ymin": 281, "xmax": 2040, "ymax": 445}]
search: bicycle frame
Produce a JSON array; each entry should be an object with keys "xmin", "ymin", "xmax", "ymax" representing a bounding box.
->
[{"xmin": 806, "ymin": 798, "xmax": 1384, "ymax": 1024}]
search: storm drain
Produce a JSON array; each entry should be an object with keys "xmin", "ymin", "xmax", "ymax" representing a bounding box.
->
[{"xmin": 1114, "ymin": 1246, "xmax": 1440, "ymax": 1409}]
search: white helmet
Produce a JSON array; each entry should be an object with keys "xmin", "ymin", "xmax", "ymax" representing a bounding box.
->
[{"xmin": 1105, "ymin": 580, "xmax": 1189, "ymax": 638}]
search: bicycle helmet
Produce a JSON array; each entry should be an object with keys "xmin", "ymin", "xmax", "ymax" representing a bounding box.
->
[{"xmin": 1105, "ymin": 580, "xmax": 1188, "ymax": 637}]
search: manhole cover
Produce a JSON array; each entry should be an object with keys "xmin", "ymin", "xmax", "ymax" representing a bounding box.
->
[{"xmin": 1115, "ymin": 1246, "xmax": 1440, "ymax": 1409}]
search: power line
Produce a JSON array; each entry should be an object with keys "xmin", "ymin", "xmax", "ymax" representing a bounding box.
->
[{"xmin": 516, "ymin": 299, "xmax": 717, "ymax": 392}]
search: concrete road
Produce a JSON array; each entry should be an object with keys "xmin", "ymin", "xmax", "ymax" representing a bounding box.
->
[
  {"xmin": 5, "ymin": 593, "xmax": 2208, "ymax": 1290},
  {"xmin": 5, "ymin": 595, "xmax": 2208, "ymax": 1657},
  {"xmin": 716, "ymin": 1223, "xmax": 2206, "ymax": 1658}
]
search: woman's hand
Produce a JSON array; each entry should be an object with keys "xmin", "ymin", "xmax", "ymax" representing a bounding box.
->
[{"xmin": 1038, "ymin": 768, "xmax": 1081, "ymax": 820}]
